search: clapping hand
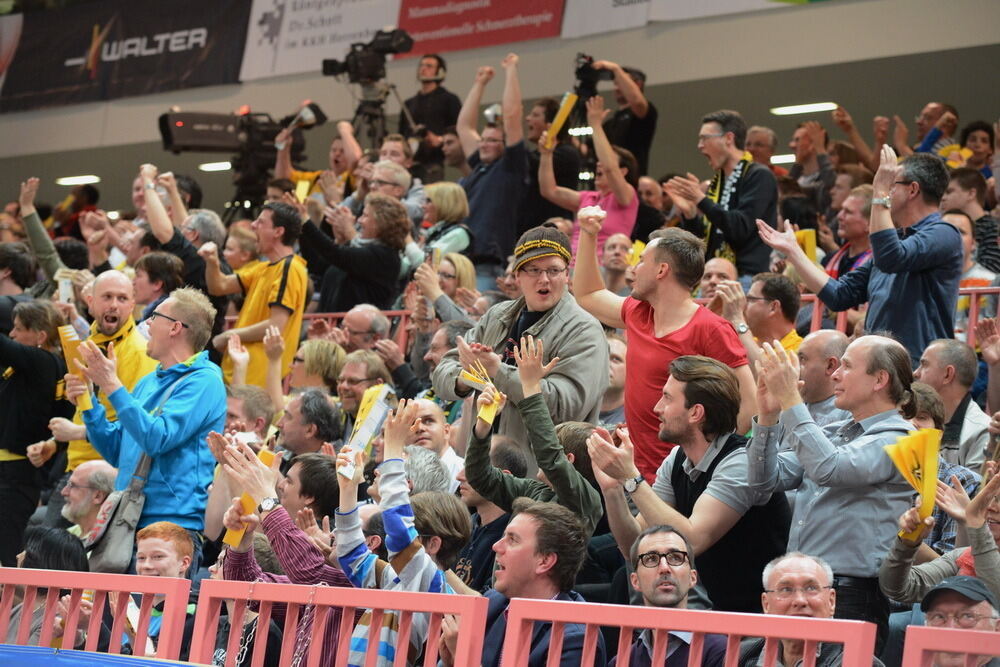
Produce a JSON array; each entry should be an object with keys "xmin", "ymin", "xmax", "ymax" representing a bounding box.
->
[
  {"xmin": 222, "ymin": 439, "xmax": 282, "ymax": 503},
  {"xmin": 263, "ymin": 325, "xmax": 284, "ymax": 362},
  {"xmin": 756, "ymin": 217, "xmax": 800, "ymax": 258},
  {"xmin": 473, "ymin": 384, "xmax": 506, "ymax": 439},
  {"xmin": 872, "ymin": 143, "xmax": 903, "ymax": 198},
  {"xmin": 76, "ymin": 340, "xmax": 122, "ymax": 396},
  {"xmin": 586, "ymin": 425, "xmax": 640, "ymax": 486},
  {"xmin": 382, "ymin": 399, "xmax": 419, "ymax": 459},
  {"xmin": 758, "ymin": 341, "xmax": 802, "ymax": 411},
  {"xmin": 227, "ymin": 335, "xmax": 250, "ymax": 370}
]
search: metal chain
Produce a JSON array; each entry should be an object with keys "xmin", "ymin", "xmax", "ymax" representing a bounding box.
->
[
  {"xmin": 290, "ymin": 582, "xmax": 328, "ymax": 667},
  {"xmin": 232, "ymin": 581, "xmax": 259, "ymax": 666}
]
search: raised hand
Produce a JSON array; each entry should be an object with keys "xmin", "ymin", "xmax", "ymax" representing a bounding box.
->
[
  {"xmin": 756, "ymin": 218, "xmax": 800, "ymax": 257},
  {"xmin": 19, "ymin": 177, "xmax": 39, "ymax": 211},
  {"xmin": 295, "ymin": 507, "xmax": 334, "ymax": 556},
  {"xmin": 585, "ymin": 95, "xmax": 609, "ymax": 128},
  {"xmin": 963, "ymin": 471, "xmax": 1000, "ymax": 530},
  {"xmin": 76, "ymin": 340, "xmax": 122, "ymax": 395},
  {"xmin": 49, "ymin": 416, "xmax": 85, "ymax": 442},
  {"xmin": 755, "ymin": 361, "xmax": 782, "ymax": 422},
  {"xmin": 586, "ymin": 426, "xmax": 639, "ymax": 485},
  {"xmin": 197, "ymin": 241, "xmax": 220, "ymax": 264},
  {"xmin": 935, "ymin": 475, "xmax": 971, "ymax": 524},
  {"xmin": 227, "ymin": 334, "xmax": 250, "ymax": 369},
  {"xmin": 413, "ymin": 261, "xmax": 443, "ymax": 300},
  {"xmin": 383, "ymin": 399, "xmax": 419, "ymax": 459},
  {"xmin": 222, "ymin": 439, "xmax": 281, "ymax": 502},
  {"xmin": 512, "ymin": 335, "xmax": 558, "ymax": 393},
  {"xmin": 892, "ymin": 115, "xmax": 910, "ymax": 151},
  {"xmin": 157, "ymin": 171, "xmax": 177, "ymax": 194},
  {"xmin": 577, "ymin": 210, "xmax": 605, "ymax": 237},
  {"xmin": 831, "ymin": 106, "xmax": 854, "ymax": 133},
  {"xmin": 872, "ymin": 143, "xmax": 902, "ymax": 197},
  {"xmin": 501, "ymin": 53, "xmax": 518, "ymax": 69},
  {"xmin": 474, "ymin": 66, "xmax": 495, "ymax": 85},
  {"xmin": 802, "ymin": 120, "xmax": 827, "ymax": 154},
  {"xmin": 374, "ymin": 339, "xmax": 405, "ymax": 371},
  {"xmin": 975, "ymin": 318, "xmax": 1000, "ymax": 367},
  {"xmin": 873, "ymin": 116, "xmax": 890, "ymax": 145},
  {"xmin": 318, "ymin": 170, "xmax": 344, "ymax": 205},
  {"xmin": 897, "ymin": 506, "xmax": 934, "ymax": 544},
  {"xmin": 473, "ymin": 384, "xmax": 507, "ymax": 439},
  {"xmin": 715, "ymin": 280, "xmax": 747, "ymax": 325},
  {"xmin": 262, "ymin": 325, "xmax": 284, "ymax": 362}
]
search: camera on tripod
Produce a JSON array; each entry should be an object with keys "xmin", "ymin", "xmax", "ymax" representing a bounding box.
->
[
  {"xmin": 574, "ymin": 53, "xmax": 614, "ymax": 100},
  {"xmin": 322, "ymin": 29, "xmax": 414, "ymax": 85}
]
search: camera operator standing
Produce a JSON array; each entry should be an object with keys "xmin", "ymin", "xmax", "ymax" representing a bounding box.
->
[
  {"xmin": 593, "ymin": 60, "xmax": 657, "ymax": 176},
  {"xmin": 399, "ymin": 54, "xmax": 462, "ymax": 183}
]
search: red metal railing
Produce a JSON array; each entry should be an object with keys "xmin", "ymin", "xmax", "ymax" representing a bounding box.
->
[
  {"xmin": 188, "ymin": 578, "xmax": 489, "ymax": 667},
  {"xmin": 499, "ymin": 597, "xmax": 877, "ymax": 667},
  {"xmin": 900, "ymin": 624, "xmax": 1000, "ymax": 666},
  {"xmin": 0, "ymin": 568, "xmax": 191, "ymax": 660}
]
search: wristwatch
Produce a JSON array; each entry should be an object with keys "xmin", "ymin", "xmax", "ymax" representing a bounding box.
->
[
  {"xmin": 871, "ymin": 195, "xmax": 891, "ymax": 209},
  {"xmin": 734, "ymin": 322, "xmax": 750, "ymax": 335},
  {"xmin": 257, "ymin": 497, "xmax": 280, "ymax": 513},
  {"xmin": 623, "ymin": 475, "xmax": 645, "ymax": 494}
]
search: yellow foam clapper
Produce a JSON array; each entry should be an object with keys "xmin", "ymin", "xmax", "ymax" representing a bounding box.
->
[
  {"xmin": 58, "ymin": 325, "xmax": 91, "ymax": 411},
  {"xmin": 459, "ymin": 369, "xmax": 490, "ymax": 391},
  {"xmin": 431, "ymin": 247, "xmax": 442, "ymax": 268},
  {"xmin": 884, "ymin": 428, "xmax": 941, "ymax": 541},
  {"xmin": 340, "ymin": 385, "xmax": 395, "ymax": 479},
  {"xmin": 295, "ymin": 179, "xmax": 311, "ymax": 203},
  {"xmin": 544, "ymin": 92, "xmax": 578, "ymax": 150},
  {"xmin": 222, "ymin": 449, "xmax": 277, "ymax": 547},
  {"xmin": 627, "ymin": 240, "xmax": 646, "ymax": 267},
  {"xmin": 795, "ymin": 229, "xmax": 817, "ymax": 263}
]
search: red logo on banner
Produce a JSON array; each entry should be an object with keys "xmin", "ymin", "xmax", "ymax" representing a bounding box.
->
[{"xmin": 397, "ymin": 0, "xmax": 565, "ymax": 57}]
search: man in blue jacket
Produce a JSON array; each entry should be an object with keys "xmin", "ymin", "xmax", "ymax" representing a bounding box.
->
[
  {"xmin": 67, "ymin": 287, "xmax": 225, "ymax": 571},
  {"xmin": 757, "ymin": 147, "xmax": 961, "ymax": 365},
  {"xmin": 441, "ymin": 496, "xmax": 606, "ymax": 667}
]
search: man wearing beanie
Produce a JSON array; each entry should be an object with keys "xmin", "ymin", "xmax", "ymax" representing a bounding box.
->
[{"xmin": 431, "ymin": 225, "xmax": 608, "ymax": 466}]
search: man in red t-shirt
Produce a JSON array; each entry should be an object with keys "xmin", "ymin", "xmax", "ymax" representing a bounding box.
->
[{"xmin": 573, "ymin": 217, "xmax": 755, "ymax": 481}]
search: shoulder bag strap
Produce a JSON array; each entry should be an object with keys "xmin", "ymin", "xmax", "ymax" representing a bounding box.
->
[{"xmin": 127, "ymin": 373, "xmax": 190, "ymax": 494}]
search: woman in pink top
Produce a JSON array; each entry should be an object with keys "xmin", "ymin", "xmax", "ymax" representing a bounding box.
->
[{"xmin": 538, "ymin": 95, "xmax": 638, "ymax": 257}]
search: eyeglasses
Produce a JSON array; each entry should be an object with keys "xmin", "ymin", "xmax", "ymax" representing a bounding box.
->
[
  {"xmin": 764, "ymin": 585, "xmax": 833, "ymax": 599},
  {"xmin": 437, "ymin": 271, "xmax": 457, "ymax": 280},
  {"xmin": 338, "ymin": 376, "xmax": 375, "ymax": 387},
  {"xmin": 149, "ymin": 311, "xmax": 189, "ymax": 328},
  {"xmin": 636, "ymin": 550, "xmax": 689, "ymax": 568},
  {"xmin": 65, "ymin": 481, "xmax": 96, "ymax": 491},
  {"xmin": 697, "ymin": 132, "xmax": 725, "ymax": 143},
  {"xmin": 370, "ymin": 178, "xmax": 399, "ymax": 188},
  {"xmin": 925, "ymin": 610, "xmax": 996, "ymax": 628},
  {"xmin": 342, "ymin": 327, "xmax": 374, "ymax": 337},
  {"xmin": 519, "ymin": 266, "xmax": 567, "ymax": 278}
]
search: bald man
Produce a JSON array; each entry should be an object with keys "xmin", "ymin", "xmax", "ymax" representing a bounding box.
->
[
  {"xmin": 39, "ymin": 270, "xmax": 158, "ymax": 526},
  {"xmin": 601, "ymin": 233, "xmax": 633, "ymax": 296},
  {"xmin": 796, "ymin": 329, "xmax": 850, "ymax": 426},
  {"xmin": 407, "ymin": 398, "xmax": 462, "ymax": 492}
]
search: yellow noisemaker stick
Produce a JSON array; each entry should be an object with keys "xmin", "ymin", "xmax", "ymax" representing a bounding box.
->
[
  {"xmin": 883, "ymin": 428, "xmax": 941, "ymax": 542},
  {"xmin": 223, "ymin": 448, "xmax": 276, "ymax": 548},
  {"xmin": 544, "ymin": 92, "xmax": 579, "ymax": 150},
  {"xmin": 58, "ymin": 325, "xmax": 92, "ymax": 411}
]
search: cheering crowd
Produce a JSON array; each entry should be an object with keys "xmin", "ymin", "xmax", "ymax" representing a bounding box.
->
[{"xmin": 2, "ymin": 50, "xmax": 1000, "ymax": 666}]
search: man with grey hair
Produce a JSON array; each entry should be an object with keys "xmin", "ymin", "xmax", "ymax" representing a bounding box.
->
[
  {"xmin": 749, "ymin": 334, "xmax": 917, "ymax": 649},
  {"xmin": 276, "ymin": 389, "xmax": 342, "ymax": 462},
  {"xmin": 914, "ymin": 338, "xmax": 989, "ymax": 470},
  {"xmin": 920, "ymin": 576, "xmax": 1000, "ymax": 667},
  {"xmin": 60, "ymin": 459, "xmax": 116, "ymax": 539},
  {"xmin": 746, "ymin": 125, "xmax": 788, "ymax": 178},
  {"xmin": 758, "ymin": 147, "xmax": 962, "ymax": 365},
  {"xmin": 333, "ymin": 303, "xmax": 390, "ymax": 353},
  {"xmin": 367, "ymin": 444, "xmax": 450, "ymax": 503},
  {"xmin": 740, "ymin": 552, "xmax": 884, "ymax": 666}
]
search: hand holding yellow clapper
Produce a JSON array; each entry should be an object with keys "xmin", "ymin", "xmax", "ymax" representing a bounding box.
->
[
  {"xmin": 460, "ymin": 360, "xmax": 501, "ymax": 425},
  {"xmin": 883, "ymin": 428, "xmax": 941, "ymax": 542}
]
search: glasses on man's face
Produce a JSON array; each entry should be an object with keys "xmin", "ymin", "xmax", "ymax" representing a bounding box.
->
[
  {"xmin": 764, "ymin": 584, "xmax": 833, "ymax": 599},
  {"xmin": 149, "ymin": 311, "xmax": 189, "ymax": 328},
  {"xmin": 370, "ymin": 178, "xmax": 398, "ymax": 188},
  {"xmin": 697, "ymin": 132, "xmax": 725, "ymax": 143},
  {"xmin": 65, "ymin": 481, "xmax": 96, "ymax": 491},
  {"xmin": 925, "ymin": 610, "xmax": 995, "ymax": 628},
  {"xmin": 636, "ymin": 550, "xmax": 689, "ymax": 569},
  {"xmin": 520, "ymin": 266, "xmax": 567, "ymax": 279},
  {"xmin": 342, "ymin": 327, "xmax": 374, "ymax": 338},
  {"xmin": 338, "ymin": 376, "xmax": 374, "ymax": 387}
]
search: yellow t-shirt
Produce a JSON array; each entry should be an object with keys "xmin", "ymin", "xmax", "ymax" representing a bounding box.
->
[
  {"xmin": 289, "ymin": 169, "xmax": 353, "ymax": 198},
  {"xmin": 67, "ymin": 318, "xmax": 158, "ymax": 471},
  {"xmin": 222, "ymin": 254, "xmax": 308, "ymax": 387},
  {"xmin": 780, "ymin": 328, "xmax": 804, "ymax": 353}
]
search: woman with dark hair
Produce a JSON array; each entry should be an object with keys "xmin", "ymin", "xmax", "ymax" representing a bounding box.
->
[
  {"xmin": 7, "ymin": 525, "xmax": 90, "ymax": 645},
  {"xmin": 302, "ymin": 193, "xmax": 410, "ymax": 311},
  {"xmin": 0, "ymin": 300, "xmax": 74, "ymax": 568},
  {"xmin": 538, "ymin": 95, "xmax": 638, "ymax": 256}
]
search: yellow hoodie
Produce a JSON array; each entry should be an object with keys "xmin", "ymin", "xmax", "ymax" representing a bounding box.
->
[{"xmin": 66, "ymin": 318, "xmax": 158, "ymax": 471}]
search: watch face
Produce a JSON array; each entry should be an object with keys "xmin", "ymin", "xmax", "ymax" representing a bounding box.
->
[
  {"xmin": 259, "ymin": 498, "xmax": 277, "ymax": 512},
  {"xmin": 624, "ymin": 478, "xmax": 637, "ymax": 493}
]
